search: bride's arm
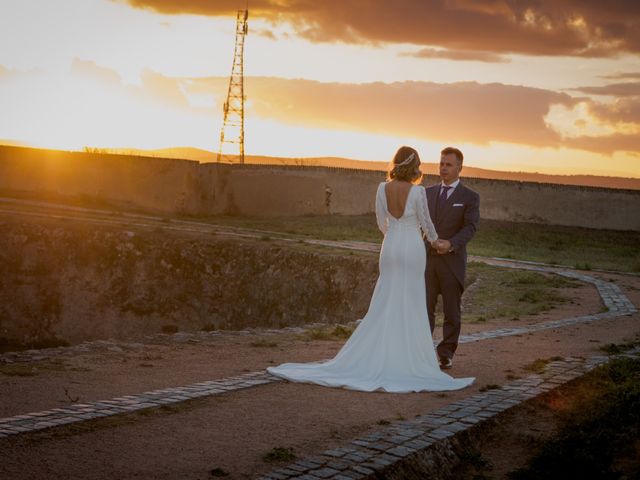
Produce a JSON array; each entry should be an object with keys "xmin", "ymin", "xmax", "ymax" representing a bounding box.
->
[
  {"xmin": 416, "ymin": 186, "xmax": 438, "ymax": 243},
  {"xmin": 375, "ymin": 183, "xmax": 388, "ymax": 235}
]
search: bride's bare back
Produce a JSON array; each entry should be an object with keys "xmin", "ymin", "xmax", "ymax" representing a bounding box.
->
[{"xmin": 385, "ymin": 180, "xmax": 413, "ymax": 219}]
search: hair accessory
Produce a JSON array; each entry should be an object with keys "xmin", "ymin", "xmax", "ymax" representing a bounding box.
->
[{"xmin": 396, "ymin": 152, "xmax": 416, "ymax": 167}]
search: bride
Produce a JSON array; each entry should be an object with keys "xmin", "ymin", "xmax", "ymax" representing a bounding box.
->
[{"xmin": 267, "ymin": 146, "xmax": 474, "ymax": 393}]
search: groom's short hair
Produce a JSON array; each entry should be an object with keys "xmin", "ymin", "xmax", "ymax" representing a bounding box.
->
[{"xmin": 441, "ymin": 147, "xmax": 463, "ymax": 165}]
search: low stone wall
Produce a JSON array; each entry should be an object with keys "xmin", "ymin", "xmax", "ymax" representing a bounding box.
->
[
  {"xmin": 1, "ymin": 146, "xmax": 639, "ymax": 230},
  {"xmin": 0, "ymin": 216, "xmax": 378, "ymax": 349},
  {"xmin": 0, "ymin": 146, "xmax": 209, "ymax": 214}
]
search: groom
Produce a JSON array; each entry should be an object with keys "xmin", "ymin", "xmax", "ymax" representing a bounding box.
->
[{"xmin": 425, "ymin": 147, "xmax": 480, "ymax": 369}]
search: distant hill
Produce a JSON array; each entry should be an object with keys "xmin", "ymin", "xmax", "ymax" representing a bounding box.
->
[
  {"xmin": 0, "ymin": 139, "xmax": 30, "ymax": 148},
  {"xmin": 115, "ymin": 146, "xmax": 640, "ymax": 191}
]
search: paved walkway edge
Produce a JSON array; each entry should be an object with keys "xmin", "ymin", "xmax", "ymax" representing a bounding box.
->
[
  {"xmin": 257, "ymin": 346, "xmax": 640, "ymax": 480},
  {"xmin": 0, "ymin": 371, "xmax": 281, "ymax": 439}
]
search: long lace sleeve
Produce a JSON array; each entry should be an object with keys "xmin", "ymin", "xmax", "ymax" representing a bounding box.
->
[
  {"xmin": 375, "ymin": 182, "xmax": 388, "ymax": 235},
  {"xmin": 416, "ymin": 186, "xmax": 438, "ymax": 242}
]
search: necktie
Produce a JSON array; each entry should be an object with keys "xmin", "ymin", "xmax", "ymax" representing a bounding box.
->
[{"xmin": 440, "ymin": 185, "xmax": 451, "ymax": 205}]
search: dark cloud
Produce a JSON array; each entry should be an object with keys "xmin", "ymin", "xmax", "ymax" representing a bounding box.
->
[
  {"xmin": 601, "ymin": 72, "xmax": 640, "ymax": 80},
  {"xmin": 118, "ymin": 0, "xmax": 640, "ymax": 57},
  {"xmin": 586, "ymin": 98, "xmax": 640, "ymax": 124},
  {"xmin": 402, "ymin": 48, "xmax": 509, "ymax": 63},
  {"xmin": 572, "ymin": 82, "xmax": 640, "ymax": 97}
]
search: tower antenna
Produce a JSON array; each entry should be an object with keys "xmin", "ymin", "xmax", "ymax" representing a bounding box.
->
[{"xmin": 217, "ymin": 8, "xmax": 248, "ymax": 163}]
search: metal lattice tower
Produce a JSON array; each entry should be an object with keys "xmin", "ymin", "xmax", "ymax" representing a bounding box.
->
[{"xmin": 217, "ymin": 9, "xmax": 248, "ymax": 164}]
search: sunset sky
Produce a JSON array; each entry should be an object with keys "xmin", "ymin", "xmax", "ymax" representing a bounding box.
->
[{"xmin": 1, "ymin": 0, "xmax": 639, "ymax": 177}]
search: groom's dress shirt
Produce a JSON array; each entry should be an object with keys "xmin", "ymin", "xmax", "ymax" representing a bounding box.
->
[{"xmin": 440, "ymin": 179, "xmax": 460, "ymax": 199}]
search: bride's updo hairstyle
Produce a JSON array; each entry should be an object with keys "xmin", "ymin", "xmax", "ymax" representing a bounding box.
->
[{"xmin": 387, "ymin": 146, "xmax": 422, "ymax": 184}]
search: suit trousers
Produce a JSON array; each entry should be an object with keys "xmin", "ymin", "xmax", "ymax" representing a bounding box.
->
[{"xmin": 426, "ymin": 255, "xmax": 463, "ymax": 360}]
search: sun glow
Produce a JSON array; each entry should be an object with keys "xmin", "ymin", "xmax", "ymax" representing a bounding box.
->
[{"xmin": 1, "ymin": 0, "xmax": 639, "ymax": 179}]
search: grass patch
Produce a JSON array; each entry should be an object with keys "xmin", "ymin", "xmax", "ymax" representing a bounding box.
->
[
  {"xmin": 303, "ymin": 324, "xmax": 354, "ymax": 341},
  {"xmin": 463, "ymin": 263, "xmax": 579, "ymax": 323},
  {"xmin": 508, "ymin": 357, "xmax": 640, "ymax": 479},
  {"xmin": 479, "ymin": 384, "xmax": 501, "ymax": 392},
  {"xmin": 189, "ymin": 215, "xmax": 640, "ymax": 273},
  {"xmin": 523, "ymin": 356, "xmax": 563, "ymax": 374},
  {"xmin": 471, "ymin": 219, "xmax": 640, "ymax": 273},
  {"xmin": 600, "ymin": 338, "xmax": 640, "ymax": 355},
  {"xmin": 263, "ymin": 447, "xmax": 296, "ymax": 463}
]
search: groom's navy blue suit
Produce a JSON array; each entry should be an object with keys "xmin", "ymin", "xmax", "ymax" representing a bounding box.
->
[{"xmin": 424, "ymin": 181, "xmax": 480, "ymax": 360}]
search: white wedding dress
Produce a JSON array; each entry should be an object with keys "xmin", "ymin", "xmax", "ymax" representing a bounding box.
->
[{"xmin": 267, "ymin": 183, "xmax": 475, "ymax": 392}]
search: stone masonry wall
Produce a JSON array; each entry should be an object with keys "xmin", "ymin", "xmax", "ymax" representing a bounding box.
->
[{"xmin": 1, "ymin": 146, "xmax": 639, "ymax": 230}]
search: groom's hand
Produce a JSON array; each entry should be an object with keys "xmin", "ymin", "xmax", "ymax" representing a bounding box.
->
[{"xmin": 436, "ymin": 239, "xmax": 452, "ymax": 254}]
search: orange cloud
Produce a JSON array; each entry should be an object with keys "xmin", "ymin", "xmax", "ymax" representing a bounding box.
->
[
  {"xmin": 185, "ymin": 74, "xmax": 640, "ymax": 156},
  {"xmin": 564, "ymin": 133, "xmax": 640, "ymax": 156},
  {"xmin": 601, "ymin": 72, "xmax": 640, "ymax": 80},
  {"xmin": 118, "ymin": 0, "xmax": 640, "ymax": 57},
  {"xmin": 587, "ymin": 98, "xmax": 640, "ymax": 124},
  {"xmin": 187, "ymin": 76, "xmax": 574, "ymax": 147},
  {"xmin": 401, "ymin": 48, "xmax": 509, "ymax": 63},
  {"xmin": 573, "ymin": 82, "xmax": 640, "ymax": 97}
]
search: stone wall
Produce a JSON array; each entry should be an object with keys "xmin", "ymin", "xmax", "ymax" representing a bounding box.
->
[
  {"xmin": 0, "ymin": 146, "xmax": 209, "ymax": 214},
  {"xmin": 1, "ymin": 146, "xmax": 639, "ymax": 231}
]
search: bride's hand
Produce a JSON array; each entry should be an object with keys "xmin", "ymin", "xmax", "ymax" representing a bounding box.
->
[{"xmin": 430, "ymin": 239, "xmax": 441, "ymax": 249}]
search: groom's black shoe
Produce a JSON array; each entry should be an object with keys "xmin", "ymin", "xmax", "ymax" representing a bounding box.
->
[{"xmin": 439, "ymin": 357, "xmax": 453, "ymax": 370}]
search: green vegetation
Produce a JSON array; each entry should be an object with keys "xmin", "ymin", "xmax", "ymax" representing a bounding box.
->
[
  {"xmin": 509, "ymin": 357, "xmax": 640, "ymax": 480},
  {"xmin": 479, "ymin": 384, "xmax": 501, "ymax": 392},
  {"xmin": 191, "ymin": 215, "xmax": 640, "ymax": 273},
  {"xmin": 302, "ymin": 324, "xmax": 355, "ymax": 341},
  {"xmin": 471, "ymin": 219, "xmax": 640, "ymax": 273},
  {"xmin": 464, "ymin": 263, "xmax": 580, "ymax": 323},
  {"xmin": 294, "ymin": 264, "xmax": 580, "ymax": 337},
  {"xmin": 523, "ymin": 356, "xmax": 563, "ymax": 374},
  {"xmin": 262, "ymin": 447, "xmax": 297, "ymax": 463},
  {"xmin": 184, "ymin": 213, "xmax": 380, "ymax": 243},
  {"xmin": 600, "ymin": 339, "xmax": 640, "ymax": 355}
]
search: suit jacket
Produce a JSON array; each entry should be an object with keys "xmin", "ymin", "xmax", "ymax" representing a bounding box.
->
[{"xmin": 424, "ymin": 181, "xmax": 480, "ymax": 290}]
